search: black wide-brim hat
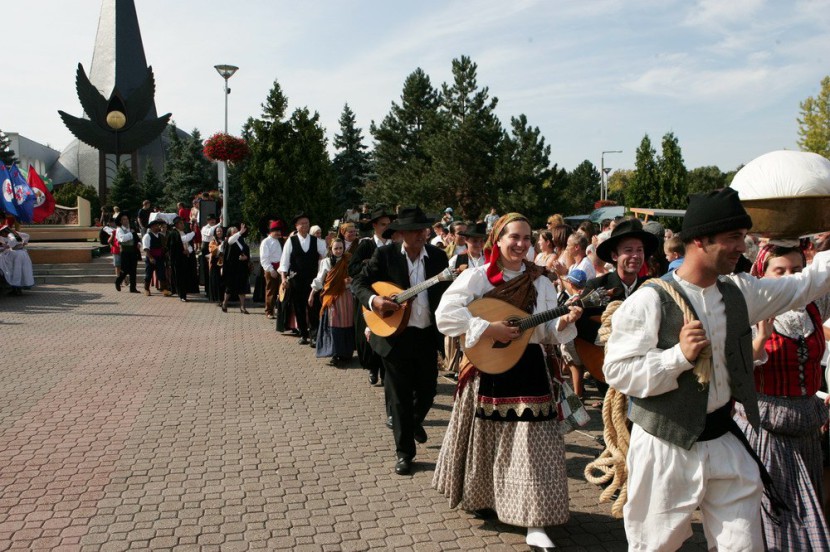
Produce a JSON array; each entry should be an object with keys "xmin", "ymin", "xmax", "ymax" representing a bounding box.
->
[
  {"xmin": 386, "ymin": 206, "xmax": 434, "ymax": 232},
  {"xmin": 682, "ymin": 187, "xmax": 752, "ymax": 240},
  {"xmin": 596, "ymin": 219, "xmax": 659, "ymax": 263},
  {"xmin": 459, "ymin": 221, "xmax": 488, "ymax": 239},
  {"xmin": 370, "ymin": 208, "xmax": 397, "ymax": 223},
  {"xmin": 291, "ymin": 213, "xmax": 310, "ymax": 226}
]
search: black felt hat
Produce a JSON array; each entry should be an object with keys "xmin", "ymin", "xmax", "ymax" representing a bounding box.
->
[
  {"xmin": 458, "ymin": 221, "xmax": 488, "ymax": 239},
  {"xmin": 596, "ymin": 219, "xmax": 659, "ymax": 263},
  {"xmin": 291, "ymin": 212, "xmax": 310, "ymax": 226},
  {"xmin": 386, "ymin": 206, "xmax": 434, "ymax": 231},
  {"xmin": 682, "ymin": 188, "xmax": 752, "ymax": 240},
  {"xmin": 370, "ymin": 208, "xmax": 396, "ymax": 223}
]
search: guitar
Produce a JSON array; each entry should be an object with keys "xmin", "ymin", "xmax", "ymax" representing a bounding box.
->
[
  {"xmin": 462, "ymin": 288, "xmax": 610, "ymax": 375},
  {"xmin": 363, "ymin": 267, "xmax": 457, "ymax": 337}
]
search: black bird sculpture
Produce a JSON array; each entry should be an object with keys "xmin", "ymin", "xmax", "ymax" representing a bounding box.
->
[{"xmin": 58, "ymin": 63, "xmax": 171, "ymax": 154}]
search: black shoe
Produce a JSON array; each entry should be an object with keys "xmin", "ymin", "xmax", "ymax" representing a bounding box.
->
[
  {"xmin": 528, "ymin": 546, "xmax": 557, "ymax": 551},
  {"xmin": 414, "ymin": 425, "xmax": 427, "ymax": 444},
  {"xmin": 472, "ymin": 508, "xmax": 497, "ymax": 520},
  {"xmin": 368, "ymin": 373, "xmax": 379, "ymax": 386},
  {"xmin": 385, "ymin": 416, "xmax": 393, "ymax": 430},
  {"xmin": 309, "ymin": 340, "xmax": 316, "ymax": 348},
  {"xmin": 115, "ymin": 281, "xmax": 121, "ymax": 292},
  {"xmin": 299, "ymin": 337, "xmax": 310, "ymax": 345},
  {"xmin": 394, "ymin": 457, "xmax": 411, "ymax": 476},
  {"xmin": 129, "ymin": 289, "xmax": 140, "ymax": 293}
]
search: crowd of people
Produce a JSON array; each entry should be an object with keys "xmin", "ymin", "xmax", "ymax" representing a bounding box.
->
[{"xmin": 79, "ymin": 190, "xmax": 830, "ymax": 550}]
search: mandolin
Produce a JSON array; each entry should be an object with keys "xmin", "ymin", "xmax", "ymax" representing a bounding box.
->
[
  {"xmin": 363, "ymin": 268, "xmax": 457, "ymax": 337},
  {"xmin": 462, "ymin": 288, "xmax": 610, "ymax": 375}
]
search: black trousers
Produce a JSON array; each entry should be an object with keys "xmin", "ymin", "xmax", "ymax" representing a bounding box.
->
[
  {"xmin": 289, "ymin": 278, "xmax": 318, "ymax": 338},
  {"xmin": 173, "ymin": 258, "xmax": 190, "ymax": 300},
  {"xmin": 144, "ymin": 255, "xmax": 166, "ymax": 284},
  {"xmin": 381, "ymin": 327, "xmax": 438, "ymax": 461},
  {"xmin": 116, "ymin": 251, "xmax": 138, "ymax": 291}
]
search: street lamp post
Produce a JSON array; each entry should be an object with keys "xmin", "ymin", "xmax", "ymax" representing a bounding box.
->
[
  {"xmin": 214, "ymin": 64, "xmax": 239, "ymax": 224},
  {"xmin": 600, "ymin": 150, "xmax": 622, "ymax": 201}
]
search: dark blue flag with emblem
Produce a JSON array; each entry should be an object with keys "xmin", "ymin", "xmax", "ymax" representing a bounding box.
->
[
  {"xmin": 0, "ymin": 164, "xmax": 20, "ymax": 219},
  {"xmin": 9, "ymin": 164, "xmax": 35, "ymax": 223}
]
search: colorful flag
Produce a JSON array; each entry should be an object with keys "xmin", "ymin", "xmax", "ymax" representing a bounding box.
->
[
  {"xmin": 9, "ymin": 163, "xmax": 35, "ymax": 223},
  {"xmin": 0, "ymin": 164, "xmax": 19, "ymax": 218},
  {"xmin": 28, "ymin": 165, "xmax": 55, "ymax": 223}
]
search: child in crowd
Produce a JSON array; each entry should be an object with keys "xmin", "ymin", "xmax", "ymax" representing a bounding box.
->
[{"xmin": 664, "ymin": 235, "xmax": 685, "ymax": 272}]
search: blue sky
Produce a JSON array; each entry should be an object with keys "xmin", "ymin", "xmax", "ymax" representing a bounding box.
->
[{"xmin": 5, "ymin": 0, "xmax": 830, "ymax": 174}]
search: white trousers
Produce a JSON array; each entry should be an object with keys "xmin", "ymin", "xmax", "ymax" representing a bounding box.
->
[
  {"xmin": 0, "ymin": 250, "xmax": 34, "ymax": 288},
  {"xmin": 624, "ymin": 425, "xmax": 763, "ymax": 551}
]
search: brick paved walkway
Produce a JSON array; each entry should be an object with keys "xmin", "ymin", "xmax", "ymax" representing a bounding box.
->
[{"xmin": 0, "ymin": 285, "xmax": 707, "ymax": 551}]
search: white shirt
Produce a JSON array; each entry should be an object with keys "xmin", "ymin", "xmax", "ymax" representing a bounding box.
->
[
  {"xmin": 570, "ymin": 256, "xmax": 596, "ymax": 280},
  {"xmin": 259, "ymin": 236, "xmax": 283, "ymax": 274},
  {"xmin": 430, "ymin": 235, "xmax": 444, "ymax": 247},
  {"xmin": 311, "ymin": 256, "xmax": 345, "ymax": 291},
  {"xmin": 404, "ymin": 246, "xmax": 431, "ymax": 329},
  {"xmin": 373, "ymin": 235, "xmax": 390, "ymax": 248},
  {"xmin": 604, "ymin": 250, "xmax": 830, "ymax": 413},
  {"xmin": 278, "ymin": 232, "xmax": 327, "ymax": 274},
  {"xmin": 436, "ymin": 262, "xmax": 577, "ymax": 348},
  {"xmin": 116, "ymin": 226, "xmax": 135, "ymax": 244},
  {"xmin": 448, "ymin": 252, "xmax": 485, "ymax": 270},
  {"xmin": 142, "ymin": 232, "xmax": 161, "ymax": 251},
  {"xmin": 179, "ymin": 230, "xmax": 196, "ymax": 254},
  {"xmin": 200, "ymin": 223, "xmax": 219, "ymax": 243}
]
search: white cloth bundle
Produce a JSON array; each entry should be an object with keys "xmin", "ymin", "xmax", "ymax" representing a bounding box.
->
[{"xmin": 731, "ymin": 150, "xmax": 830, "ymax": 199}]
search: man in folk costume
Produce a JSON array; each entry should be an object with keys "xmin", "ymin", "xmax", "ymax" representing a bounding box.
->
[
  {"xmin": 348, "ymin": 208, "xmax": 395, "ymax": 386},
  {"xmin": 574, "ymin": 219, "xmax": 658, "ymax": 397},
  {"xmin": 351, "ymin": 206, "xmax": 450, "ymax": 476},
  {"xmin": 199, "ymin": 213, "xmax": 220, "ymax": 298},
  {"xmin": 167, "ymin": 217, "xmax": 197, "ymax": 302},
  {"xmin": 604, "ymin": 188, "xmax": 830, "ymax": 551},
  {"xmin": 141, "ymin": 219, "xmax": 172, "ymax": 297},
  {"xmin": 279, "ymin": 213, "xmax": 327, "ymax": 345},
  {"xmin": 260, "ymin": 221, "xmax": 284, "ymax": 320},
  {"xmin": 448, "ymin": 221, "xmax": 487, "ymax": 272}
]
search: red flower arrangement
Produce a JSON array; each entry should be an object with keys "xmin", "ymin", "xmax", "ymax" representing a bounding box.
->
[{"xmin": 203, "ymin": 132, "xmax": 249, "ymax": 163}]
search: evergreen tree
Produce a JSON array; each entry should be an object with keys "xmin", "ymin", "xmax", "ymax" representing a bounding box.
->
[
  {"xmin": 426, "ymin": 56, "xmax": 503, "ymax": 219},
  {"xmin": 332, "ymin": 103, "xmax": 371, "ymax": 213},
  {"xmin": 558, "ymin": 160, "xmax": 601, "ymax": 215},
  {"xmin": 368, "ymin": 68, "xmax": 440, "ymax": 209},
  {"xmin": 162, "ymin": 125, "xmax": 213, "ymax": 210},
  {"xmin": 108, "ymin": 164, "xmax": 143, "ymax": 216},
  {"xmin": 687, "ymin": 166, "xmax": 726, "ymax": 194},
  {"xmin": 657, "ymin": 132, "xmax": 687, "ymax": 209},
  {"xmin": 53, "ymin": 181, "xmax": 101, "ymax": 216},
  {"xmin": 797, "ymin": 76, "xmax": 830, "ymax": 158},
  {"xmin": 607, "ymin": 169, "xmax": 634, "ymax": 205},
  {"xmin": 626, "ymin": 134, "xmax": 660, "ymax": 209},
  {"xmin": 0, "ymin": 129, "xmax": 16, "ymax": 166},
  {"xmin": 141, "ymin": 160, "xmax": 164, "ymax": 207},
  {"xmin": 240, "ymin": 80, "xmax": 336, "ymax": 230},
  {"xmin": 494, "ymin": 114, "xmax": 554, "ymax": 224}
]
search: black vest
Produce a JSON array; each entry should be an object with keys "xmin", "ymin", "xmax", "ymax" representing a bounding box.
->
[
  {"xmin": 290, "ymin": 235, "xmax": 319, "ymax": 281},
  {"xmin": 147, "ymin": 232, "xmax": 162, "ymax": 251}
]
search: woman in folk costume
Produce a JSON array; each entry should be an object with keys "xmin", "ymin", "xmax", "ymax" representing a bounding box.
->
[
  {"xmin": 433, "ymin": 213, "xmax": 582, "ymax": 552},
  {"xmin": 207, "ymin": 226, "xmax": 226, "ymax": 303},
  {"xmin": 0, "ymin": 224, "xmax": 34, "ymax": 294},
  {"xmin": 220, "ymin": 223, "xmax": 251, "ymax": 314},
  {"xmin": 735, "ymin": 243, "xmax": 830, "ymax": 550},
  {"xmin": 339, "ymin": 222, "xmax": 360, "ymax": 254},
  {"xmin": 309, "ymin": 238, "xmax": 355, "ymax": 366}
]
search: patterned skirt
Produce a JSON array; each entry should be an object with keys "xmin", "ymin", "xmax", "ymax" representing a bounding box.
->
[
  {"xmin": 315, "ymin": 291, "xmax": 355, "ymax": 359},
  {"xmin": 432, "ymin": 347, "xmax": 569, "ymax": 528},
  {"xmin": 734, "ymin": 394, "xmax": 830, "ymax": 551}
]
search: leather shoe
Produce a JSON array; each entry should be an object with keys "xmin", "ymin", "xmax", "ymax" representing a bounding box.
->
[
  {"xmin": 385, "ymin": 416, "xmax": 393, "ymax": 430},
  {"xmin": 394, "ymin": 457, "xmax": 411, "ymax": 476},
  {"xmin": 528, "ymin": 546, "xmax": 557, "ymax": 551},
  {"xmin": 299, "ymin": 337, "xmax": 310, "ymax": 345},
  {"xmin": 414, "ymin": 425, "xmax": 427, "ymax": 444},
  {"xmin": 368, "ymin": 373, "xmax": 379, "ymax": 386}
]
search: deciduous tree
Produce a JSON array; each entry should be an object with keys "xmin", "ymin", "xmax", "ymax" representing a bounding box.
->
[{"xmin": 797, "ymin": 76, "xmax": 830, "ymax": 158}]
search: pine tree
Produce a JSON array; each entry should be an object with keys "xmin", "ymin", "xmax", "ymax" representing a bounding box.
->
[
  {"xmin": 332, "ymin": 103, "xmax": 371, "ymax": 213},
  {"xmin": 162, "ymin": 125, "xmax": 213, "ymax": 210},
  {"xmin": 240, "ymin": 80, "xmax": 336, "ymax": 230},
  {"xmin": 657, "ymin": 132, "xmax": 687, "ymax": 209},
  {"xmin": 626, "ymin": 134, "xmax": 660, "ymax": 209},
  {"xmin": 109, "ymin": 163, "xmax": 143, "ymax": 216},
  {"xmin": 0, "ymin": 130, "xmax": 16, "ymax": 166},
  {"xmin": 368, "ymin": 68, "xmax": 439, "ymax": 209},
  {"xmin": 426, "ymin": 56, "xmax": 503, "ymax": 219},
  {"xmin": 494, "ymin": 114, "xmax": 554, "ymax": 224},
  {"xmin": 797, "ymin": 76, "xmax": 830, "ymax": 158},
  {"xmin": 141, "ymin": 160, "xmax": 164, "ymax": 207}
]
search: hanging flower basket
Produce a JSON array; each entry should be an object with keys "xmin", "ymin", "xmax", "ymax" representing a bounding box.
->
[{"xmin": 203, "ymin": 133, "xmax": 249, "ymax": 164}]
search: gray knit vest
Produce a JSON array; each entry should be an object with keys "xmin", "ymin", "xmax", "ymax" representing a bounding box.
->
[{"xmin": 628, "ymin": 277, "xmax": 760, "ymax": 449}]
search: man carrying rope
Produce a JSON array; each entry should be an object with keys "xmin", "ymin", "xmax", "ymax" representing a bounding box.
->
[{"xmin": 604, "ymin": 188, "xmax": 830, "ymax": 551}]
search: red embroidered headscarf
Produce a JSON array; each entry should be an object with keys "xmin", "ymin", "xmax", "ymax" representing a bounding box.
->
[{"xmin": 484, "ymin": 213, "xmax": 530, "ymax": 286}]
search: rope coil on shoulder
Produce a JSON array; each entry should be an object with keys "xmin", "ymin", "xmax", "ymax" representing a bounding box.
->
[{"xmin": 645, "ymin": 279, "xmax": 712, "ymax": 385}]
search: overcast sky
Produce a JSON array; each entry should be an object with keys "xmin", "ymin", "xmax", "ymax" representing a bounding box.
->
[{"xmin": 5, "ymin": 0, "xmax": 830, "ymax": 173}]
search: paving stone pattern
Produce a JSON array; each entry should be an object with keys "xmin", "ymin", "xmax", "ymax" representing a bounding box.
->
[{"xmin": 0, "ymin": 285, "xmax": 708, "ymax": 551}]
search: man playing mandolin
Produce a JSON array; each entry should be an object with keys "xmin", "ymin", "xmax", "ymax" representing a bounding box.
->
[
  {"xmin": 351, "ymin": 206, "xmax": 451, "ymax": 477},
  {"xmin": 432, "ymin": 213, "xmax": 582, "ymax": 552}
]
